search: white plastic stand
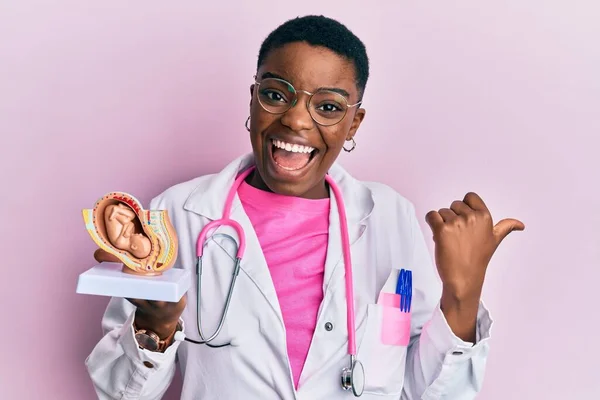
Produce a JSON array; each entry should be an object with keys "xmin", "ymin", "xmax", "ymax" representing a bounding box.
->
[{"xmin": 76, "ymin": 262, "xmax": 192, "ymax": 302}]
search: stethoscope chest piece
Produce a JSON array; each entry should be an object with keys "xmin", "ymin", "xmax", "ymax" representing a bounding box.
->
[{"xmin": 341, "ymin": 356, "xmax": 365, "ymax": 397}]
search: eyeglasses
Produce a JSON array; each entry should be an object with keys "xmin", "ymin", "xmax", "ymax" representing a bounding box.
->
[{"xmin": 254, "ymin": 77, "xmax": 362, "ymax": 126}]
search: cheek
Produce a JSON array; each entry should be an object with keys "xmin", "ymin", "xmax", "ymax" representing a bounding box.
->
[
  {"xmin": 250, "ymin": 101, "xmax": 262, "ymax": 121},
  {"xmin": 249, "ymin": 108, "xmax": 278, "ymax": 153},
  {"xmin": 322, "ymin": 127, "xmax": 350, "ymax": 152},
  {"xmin": 248, "ymin": 106, "xmax": 264, "ymax": 142},
  {"xmin": 250, "ymin": 103, "xmax": 277, "ymax": 132}
]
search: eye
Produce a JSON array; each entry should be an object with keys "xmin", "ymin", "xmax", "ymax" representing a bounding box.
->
[
  {"xmin": 317, "ymin": 103, "xmax": 343, "ymax": 113},
  {"xmin": 261, "ymin": 89, "xmax": 288, "ymax": 103}
]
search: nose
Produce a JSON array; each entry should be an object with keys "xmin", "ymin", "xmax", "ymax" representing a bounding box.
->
[{"xmin": 280, "ymin": 92, "xmax": 314, "ymax": 132}]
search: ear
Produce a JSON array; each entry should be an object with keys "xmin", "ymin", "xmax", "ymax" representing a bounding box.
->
[
  {"xmin": 346, "ymin": 108, "xmax": 366, "ymax": 141},
  {"xmin": 249, "ymin": 84, "xmax": 255, "ymax": 107}
]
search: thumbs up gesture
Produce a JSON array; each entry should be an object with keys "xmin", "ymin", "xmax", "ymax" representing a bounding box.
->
[{"xmin": 425, "ymin": 192, "xmax": 525, "ymax": 302}]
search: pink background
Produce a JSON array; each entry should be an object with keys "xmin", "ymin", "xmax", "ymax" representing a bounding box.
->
[{"xmin": 1, "ymin": 1, "xmax": 598, "ymax": 398}]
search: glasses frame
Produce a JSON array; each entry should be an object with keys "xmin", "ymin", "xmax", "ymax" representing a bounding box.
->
[{"xmin": 253, "ymin": 76, "xmax": 362, "ymax": 127}]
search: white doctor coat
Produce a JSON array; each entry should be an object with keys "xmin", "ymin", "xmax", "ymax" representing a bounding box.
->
[{"xmin": 85, "ymin": 153, "xmax": 493, "ymax": 400}]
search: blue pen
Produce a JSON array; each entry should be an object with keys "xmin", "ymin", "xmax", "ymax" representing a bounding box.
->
[
  {"xmin": 395, "ymin": 269, "xmax": 406, "ymax": 311},
  {"xmin": 406, "ymin": 270, "xmax": 412, "ymax": 312},
  {"xmin": 395, "ymin": 269, "xmax": 403, "ymax": 295},
  {"xmin": 395, "ymin": 268, "xmax": 413, "ymax": 312},
  {"xmin": 395, "ymin": 269, "xmax": 402, "ymax": 308}
]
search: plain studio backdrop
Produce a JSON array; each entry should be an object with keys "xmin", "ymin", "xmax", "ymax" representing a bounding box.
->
[{"xmin": 1, "ymin": 1, "xmax": 598, "ymax": 399}]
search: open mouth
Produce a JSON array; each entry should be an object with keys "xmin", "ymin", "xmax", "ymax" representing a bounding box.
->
[{"xmin": 270, "ymin": 138, "xmax": 318, "ymax": 171}]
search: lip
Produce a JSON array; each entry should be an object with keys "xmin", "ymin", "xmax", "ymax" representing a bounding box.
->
[{"xmin": 265, "ymin": 136, "xmax": 320, "ymax": 180}]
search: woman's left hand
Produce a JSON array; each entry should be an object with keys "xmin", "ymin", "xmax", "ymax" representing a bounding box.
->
[
  {"xmin": 425, "ymin": 192, "xmax": 525, "ymax": 303},
  {"xmin": 425, "ymin": 192, "xmax": 524, "ymax": 341}
]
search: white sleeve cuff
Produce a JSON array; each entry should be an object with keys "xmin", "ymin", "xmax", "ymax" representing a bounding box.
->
[
  {"xmin": 424, "ymin": 300, "xmax": 493, "ymax": 362},
  {"xmin": 117, "ymin": 311, "xmax": 184, "ymax": 371}
]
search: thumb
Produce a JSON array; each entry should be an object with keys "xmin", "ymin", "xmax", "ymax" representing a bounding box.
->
[{"xmin": 493, "ymin": 218, "xmax": 525, "ymax": 243}]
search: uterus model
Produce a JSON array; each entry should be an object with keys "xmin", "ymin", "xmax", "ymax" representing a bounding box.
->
[{"xmin": 82, "ymin": 192, "xmax": 178, "ymax": 276}]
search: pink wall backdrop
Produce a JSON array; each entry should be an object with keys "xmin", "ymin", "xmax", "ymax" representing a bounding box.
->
[{"xmin": 1, "ymin": 1, "xmax": 598, "ymax": 398}]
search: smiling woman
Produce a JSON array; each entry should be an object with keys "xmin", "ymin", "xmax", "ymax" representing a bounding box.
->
[
  {"xmin": 247, "ymin": 36, "xmax": 367, "ymax": 199},
  {"xmin": 85, "ymin": 14, "xmax": 524, "ymax": 400}
]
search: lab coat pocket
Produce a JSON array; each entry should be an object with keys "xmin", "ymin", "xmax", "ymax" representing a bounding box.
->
[
  {"xmin": 378, "ymin": 292, "xmax": 411, "ymax": 346},
  {"xmin": 359, "ymin": 301, "xmax": 411, "ymax": 396}
]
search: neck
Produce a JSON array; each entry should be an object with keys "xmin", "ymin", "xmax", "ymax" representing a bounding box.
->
[{"xmin": 246, "ymin": 170, "xmax": 329, "ymax": 199}]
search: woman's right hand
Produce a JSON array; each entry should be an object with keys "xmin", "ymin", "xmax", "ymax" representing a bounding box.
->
[{"xmin": 94, "ymin": 249, "xmax": 187, "ymax": 338}]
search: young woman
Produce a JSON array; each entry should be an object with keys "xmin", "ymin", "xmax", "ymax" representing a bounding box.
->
[{"xmin": 86, "ymin": 15, "xmax": 524, "ymax": 400}]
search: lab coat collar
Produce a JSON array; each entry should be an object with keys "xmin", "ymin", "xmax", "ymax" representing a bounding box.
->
[{"xmin": 182, "ymin": 152, "xmax": 374, "ymax": 224}]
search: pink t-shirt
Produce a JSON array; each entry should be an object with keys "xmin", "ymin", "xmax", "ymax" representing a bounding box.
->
[{"xmin": 238, "ymin": 180, "xmax": 330, "ymax": 389}]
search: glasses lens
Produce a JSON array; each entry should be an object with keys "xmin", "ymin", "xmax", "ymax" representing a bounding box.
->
[
  {"xmin": 309, "ymin": 90, "xmax": 348, "ymax": 126},
  {"xmin": 257, "ymin": 78, "xmax": 296, "ymax": 114}
]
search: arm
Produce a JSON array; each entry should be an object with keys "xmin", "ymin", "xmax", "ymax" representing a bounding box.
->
[
  {"xmin": 402, "ymin": 193, "xmax": 523, "ymax": 399},
  {"xmin": 401, "ymin": 203, "xmax": 492, "ymax": 399},
  {"xmin": 85, "ymin": 297, "xmax": 182, "ymax": 400},
  {"xmin": 121, "ymin": 221, "xmax": 135, "ymax": 239},
  {"xmin": 108, "ymin": 204, "xmax": 137, "ymax": 224}
]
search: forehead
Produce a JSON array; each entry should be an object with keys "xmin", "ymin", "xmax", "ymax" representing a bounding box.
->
[{"xmin": 258, "ymin": 42, "xmax": 358, "ymax": 97}]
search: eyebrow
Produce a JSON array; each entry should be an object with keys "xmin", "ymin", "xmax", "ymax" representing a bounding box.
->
[{"xmin": 260, "ymin": 71, "xmax": 351, "ymax": 99}]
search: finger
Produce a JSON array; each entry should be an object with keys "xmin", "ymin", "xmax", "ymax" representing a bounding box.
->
[
  {"xmin": 425, "ymin": 210, "xmax": 444, "ymax": 231},
  {"xmin": 438, "ymin": 208, "xmax": 457, "ymax": 222},
  {"xmin": 450, "ymin": 200, "xmax": 473, "ymax": 216},
  {"xmin": 493, "ymin": 218, "xmax": 525, "ymax": 243},
  {"xmin": 94, "ymin": 248, "xmax": 121, "ymax": 263},
  {"xmin": 463, "ymin": 192, "xmax": 489, "ymax": 212}
]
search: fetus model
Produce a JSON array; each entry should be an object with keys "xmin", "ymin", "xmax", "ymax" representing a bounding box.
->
[
  {"xmin": 82, "ymin": 192, "xmax": 178, "ymax": 276},
  {"xmin": 104, "ymin": 203, "xmax": 152, "ymax": 259}
]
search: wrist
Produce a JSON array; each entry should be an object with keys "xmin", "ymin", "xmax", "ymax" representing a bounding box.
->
[
  {"xmin": 440, "ymin": 290, "xmax": 479, "ymax": 315},
  {"xmin": 441, "ymin": 277, "xmax": 483, "ymax": 303},
  {"xmin": 133, "ymin": 319, "xmax": 181, "ymax": 352},
  {"xmin": 134, "ymin": 314, "xmax": 180, "ymax": 340},
  {"xmin": 440, "ymin": 289, "xmax": 480, "ymax": 343}
]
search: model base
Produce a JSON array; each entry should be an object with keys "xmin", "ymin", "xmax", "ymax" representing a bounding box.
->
[{"xmin": 76, "ymin": 262, "xmax": 191, "ymax": 302}]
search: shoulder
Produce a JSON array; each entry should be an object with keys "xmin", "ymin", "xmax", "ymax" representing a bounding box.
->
[
  {"xmin": 356, "ymin": 179, "xmax": 423, "ymax": 244},
  {"xmin": 330, "ymin": 161, "xmax": 417, "ymax": 219},
  {"xmin": 148, "ymin": 173, "xmax": 216, "ymax": 209},
  {"xmin": 361, "ymin": 180, "xmax": 417, "ymax": 219},
  {"xmin": 148, "ymin": 153, "xmax": 253, "ymax": 211}
]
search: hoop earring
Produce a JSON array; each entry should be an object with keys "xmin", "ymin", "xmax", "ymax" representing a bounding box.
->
[
  {"xmin": 343, "ymin": 137, "xmax": 356, "ymax": 152},
  {"xmin": 245, "ymin": 116, "xmax": 251, "ymax": 132}
]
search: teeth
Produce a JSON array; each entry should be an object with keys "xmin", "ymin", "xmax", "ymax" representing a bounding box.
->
[{"xmin": 272, "ymin": 139, "xmax": 314, "ymax": 154}]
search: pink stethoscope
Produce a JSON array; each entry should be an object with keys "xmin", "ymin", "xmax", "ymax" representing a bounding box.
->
[{"xmin": 174, "ymin": 166, "xmax": 365, "ymax": 396}]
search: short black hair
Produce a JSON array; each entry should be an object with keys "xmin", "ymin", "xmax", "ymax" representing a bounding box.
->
[{"xmin": 257, "ymin": 15, "xmax": 370, "ymax": 99}]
